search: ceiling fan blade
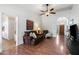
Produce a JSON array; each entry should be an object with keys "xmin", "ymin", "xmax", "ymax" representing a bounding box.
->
[
  {"xmin": 50, "ymin": 12, "xmax": 56, "ymax": 14},
  {"xmin": 40, "ymin": 10, "xmax": 47, "ymax": 12},
  {"xmin": 40, "ymin": 13, "xmax": 45, "ymax": 15},
  {"xmin": 50, "ymin": 8, "xmax": 54, "ymax": 11}
]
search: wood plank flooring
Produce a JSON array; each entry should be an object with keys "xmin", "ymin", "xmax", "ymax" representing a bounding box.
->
[
  {"xmin": 2, "ymin": 39, "xmax": 16, "ymax": 50},
  {"xmin": 0, "ymin": 35, "xmax": 70, "ymax": 55}
]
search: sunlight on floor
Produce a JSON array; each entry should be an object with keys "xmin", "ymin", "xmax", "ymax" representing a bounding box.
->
[
  {"xmin": 60, "ymin": 45, "xmax": 64, "ymax": 52},
  {"xmin": 56, "ymin": 35, "xmax": 64, "ymax": 52},
  {"xmin": 56, "ymin": 35, "xmax": 60, "ymax": 45}
]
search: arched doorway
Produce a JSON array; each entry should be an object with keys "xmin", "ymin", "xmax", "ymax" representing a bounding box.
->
[{"xmin": 57, "ymin": 17, "xmax": 68, "ymax": 36}]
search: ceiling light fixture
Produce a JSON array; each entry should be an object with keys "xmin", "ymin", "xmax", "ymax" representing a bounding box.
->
[{"xmin": 40, "ymin": 4, "xmax": 56, "ymax": 16}]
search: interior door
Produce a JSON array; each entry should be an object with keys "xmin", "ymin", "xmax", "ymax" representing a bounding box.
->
[{"xmin": 59, "ymin": 25, "xmax": 64, "ymax": 35}]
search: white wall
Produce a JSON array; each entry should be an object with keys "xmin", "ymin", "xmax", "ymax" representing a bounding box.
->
[
  {"xmin": 2, "ymin": 16, "xmax": 9, "ymax": 39},
  {"xmin": 70, "ymin": 5, "xmax": 79, "ymax": 26},
  {"xmin": 41, "ymin": 9, "xmax": 71, "ymax": 37},
  {"xmin": 27, "ymin": 12, "xmax": 42, "ymax": 30},
  {"xmin": 0, "ymin": 5, "xmax": 41, "ymax": 46}
]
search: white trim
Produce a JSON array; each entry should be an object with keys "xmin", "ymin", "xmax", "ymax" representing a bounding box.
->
[
  {"xmin": 1, "ymin": 13, "xmax": 19, "ymax": 51},
  {"xmin": 57, "ymin": 17, "xmax": 68, "ymax": 35},
  {"xmin": 0, "ymin": 12, "xmax": 2, "ymax": 52},
  {"xmin": 15, "ymin": 16, "xmax": 19, "ymax": 46}
]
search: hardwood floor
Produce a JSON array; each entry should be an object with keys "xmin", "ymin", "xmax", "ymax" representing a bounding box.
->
[
  {"xmin": 2, "ymin": 39, "xmax": 16, "ymax": 50},
  {"xmin": 0, "ymin": 35, "xmax": 69, "ymax": 55}
]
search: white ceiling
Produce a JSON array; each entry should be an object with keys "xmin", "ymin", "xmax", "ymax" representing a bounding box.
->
[
  {"xmin": 1, "ymin": 4, "xmax": 72, "ymax": 14},
  {"xmin": 16, "ymin": 4, "xmax": 73, "ymax": 13}
]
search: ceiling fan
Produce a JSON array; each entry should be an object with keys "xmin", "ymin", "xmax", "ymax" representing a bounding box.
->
[{"xmin": 40, "ymin": 4, "xmax": 56, "ymax": 16}]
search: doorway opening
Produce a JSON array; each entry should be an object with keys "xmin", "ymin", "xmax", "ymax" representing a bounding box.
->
[
  {"xmin": 2, "ymin": 14, "xmax": 18, "ymax": 50},
  {"xmin": 59, "ymin": 25, "xmax": 64, "ymax": 35},
  {"xmin": 57, "ymin": 17, "xmax": 68, "ymax": 36}
]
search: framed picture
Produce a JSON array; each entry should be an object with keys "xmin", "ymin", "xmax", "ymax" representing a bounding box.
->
[{"xmin": 26, "ymin": 20, "xmax": 33, "ymax": 30}]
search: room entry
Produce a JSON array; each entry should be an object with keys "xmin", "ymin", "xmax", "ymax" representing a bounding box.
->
[
  {"xmin": 1, "ymin": 14, "xmax": 18, "ymax": 50},
  {"xmin": 59, "ymin": 25, "xmax": 64, "ymax": 35},
  {"xmin": 57, "ymin": 17, "xmax": 68, "ymax": 36}
]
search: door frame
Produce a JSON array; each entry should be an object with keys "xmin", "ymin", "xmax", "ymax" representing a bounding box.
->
[
  {"xmin": 0, "ymin": 12, "xmax": 2, "ymax": 52},
  {"xmin": 0, "ymin": 12, "xmax": 19, "ymax": 52},
  {"xmin": 15, "ymin": 16, "xmax": 19, "ymax": 46},
  {"xmin": 57, "ymin": 17, "xmax": 68, "ymax": 36}
]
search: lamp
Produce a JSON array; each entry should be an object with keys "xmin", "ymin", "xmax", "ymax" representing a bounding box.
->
[
  {"xmin": 37, "ymin": 27, "xmax": 41, "ymax": 30},
  {"xmin": 37, "ymin": 27, "xmax": 43, "ymax": 34}
]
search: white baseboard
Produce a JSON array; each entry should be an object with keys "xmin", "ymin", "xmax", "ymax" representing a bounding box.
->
[
  {"xmin": 53, "ymin": 34, "xmax": 57, "ymax": 37},
  {"xmin": 16, "ymin": 40, "xmax": 23, "ymax": 46}
]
